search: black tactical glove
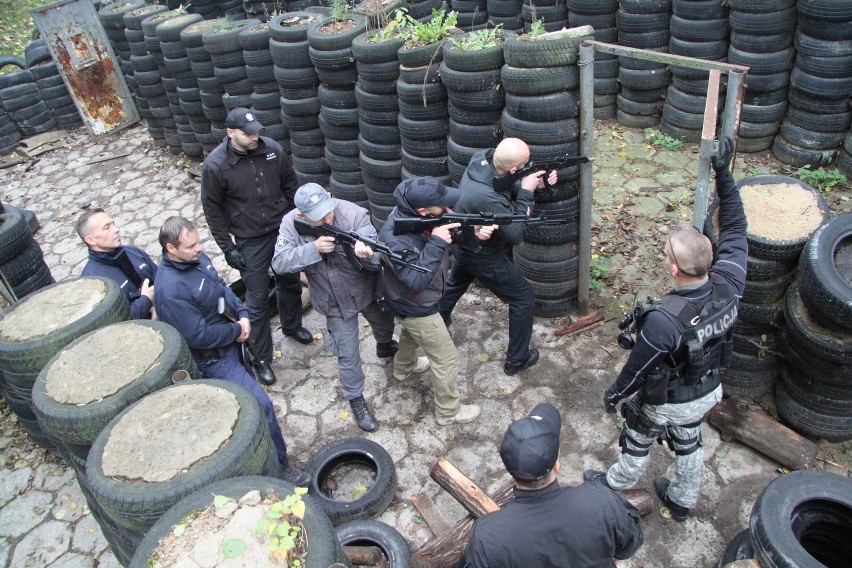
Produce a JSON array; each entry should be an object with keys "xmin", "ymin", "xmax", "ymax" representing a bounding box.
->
[
  {"xmin": 711, "ymin": 136, "xmax": 734, "ymax": 174},
  {"xmin": 603, "ymin": 388, "xmax": 618, "ymax": 414},
  {"xmin": 225, "ymin": 248, "xmax": 247, "ymax": 271}
]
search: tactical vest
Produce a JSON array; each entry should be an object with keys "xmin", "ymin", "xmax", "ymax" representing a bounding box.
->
[{"xmin": 641, "ymin": 273, "xmax": 737, "ymax": 404}]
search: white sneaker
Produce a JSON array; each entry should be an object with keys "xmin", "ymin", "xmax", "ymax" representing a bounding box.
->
[
  {"xmin": 393, "ymin": 356, "xmax": 430, "ymax": 381},
  {"xmin": 436, "ymin": 404, "xmax": 481, "ymax": 426}
]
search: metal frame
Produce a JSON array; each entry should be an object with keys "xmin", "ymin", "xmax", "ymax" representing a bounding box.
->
[{"xmin": 576, "ymin": 40, "xmax": 748, "ymax": 313}]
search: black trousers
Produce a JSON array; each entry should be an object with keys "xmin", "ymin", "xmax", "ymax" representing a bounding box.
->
[
  {"xmin": 235, "ymin": 232, "xmax": 303, "ymax": 362},
  {"xmin": 438, "ymin": 246, "xmax": 535, "ymax": 364}
]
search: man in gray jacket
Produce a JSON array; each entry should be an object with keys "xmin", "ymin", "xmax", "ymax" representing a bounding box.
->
[
  {"xmin": 272, "ymin": 184, "xmax": 397, "ymax": 431},
  {"xmin": 378, "ymin": 177, "xmax": 481, "ymax": 426}
]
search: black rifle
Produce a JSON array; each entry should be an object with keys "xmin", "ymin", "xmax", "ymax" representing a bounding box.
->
[
  {"xmin": 294, "ymin": 219, "xmax": 428, "ymax": 273},
  {"xmin": 393, "ymin": 212, "xmax": 563, "ymax": 250},
  {"xmin": 493, "ymin": 154, "xmax": 592, "ymax": 195}
]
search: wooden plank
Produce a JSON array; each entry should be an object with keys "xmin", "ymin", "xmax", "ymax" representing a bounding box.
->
[
  {"xmin": 554, "ymin": 309, "xmax": 602, "ymax": 337},
  {"xmin": 707, "ymin": 398, "xmax": 818, "ymax": 470},
  {"xmin": 87, "ymin": 150, "xmax": 131, "ymax": 164},
  {"xmin": 411, "ymin": 492, "xmax": 452, "ymax": 537},
  {"xmin": 429, "ymin": 457, "xmax": 500, "ymax": 518}
]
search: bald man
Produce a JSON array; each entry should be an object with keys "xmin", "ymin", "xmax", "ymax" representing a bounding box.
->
[
  {"xmin": 585, "ymin": 138, "xmax": 747, "ymax": 523},
  {"xmin": 438, "ymin": 138, "xmax": 556, "ymax": 376}
]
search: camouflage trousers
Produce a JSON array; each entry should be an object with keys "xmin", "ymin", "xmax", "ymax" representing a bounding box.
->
[{"xmin": 605, "ymin": 385, "xmax": 723, "ymax": 508}]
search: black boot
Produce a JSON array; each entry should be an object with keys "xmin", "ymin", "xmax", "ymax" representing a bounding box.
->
[
  {"xmin": 376, "ymin": 340, "xmax": 399, "ymax": 358},
  {"xmin": 349, "ymin": 395, "xmax": 379, "ymax": 432},
  {"xmin": 255, "ymin": 361, "xmax": 277, "ymax": 386},
  {"xmin": 654, "ymin": 477, "xmax": 690, "ymax": 522},
  {"xmin": 281, "ymin": 465, "xmax": 311, "ymax": 487},
  {"xmin": 583, "ymin": 469, "xmax": 614, "ymax": 490}
]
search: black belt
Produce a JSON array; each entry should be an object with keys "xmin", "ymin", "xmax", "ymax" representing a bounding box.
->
[{"xmin": 193, "ymin": 346, "xmax": 228, "ymax": 363}]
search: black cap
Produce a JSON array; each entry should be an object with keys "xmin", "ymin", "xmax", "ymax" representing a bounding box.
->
[
  {"xmin": 225, "ymin": 107, "xmax": 264, "ymax": 134},
  {"xmin": 397, "ymin": 176, "xmax": 461, "ymax": 209},
  {"xmin": 499, "ymin": 403, "xmax": 561, "ymax": 480}
]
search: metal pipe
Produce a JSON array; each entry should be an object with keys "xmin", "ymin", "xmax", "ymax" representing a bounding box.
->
[
  {"xmin": 721, "ymin": 68, "xmax": 747, "ymax": 173},
  {"xmin": 578, "ymin": 42, "xmax": 595, "ymax": 314},
  {"xmin": 693, "ymin": 70, "xmax": 722, "ymax": 230}
]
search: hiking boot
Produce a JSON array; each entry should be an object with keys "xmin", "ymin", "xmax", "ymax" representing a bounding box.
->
[
  {"xmin": 504, "ymin": 348, "xmax": 539, "ymax": 376},
  {"xmin": 376, "ymin": 340, "xmax": 399, "ymax": 358},
  {"xmin": 583, "ymin": 469, "xmax": 614, "ymax": 490},
  {"xmin": 349, "ymin": 395, "xmax": 379, "ymax": 432},
  {"xmin": 393, "ymin": 356, "xmax": 430, "ymax": 381},
  {"xmin": 654, "ymin": 477, "xmax": 690, "ymax": 522},
  {"xmin": 436, "ymin": 404, "xmax": 481, "ymax": 426},
  {"xmin": 281, "ymin": 465, "xmax": 311, "ymax": 488}
]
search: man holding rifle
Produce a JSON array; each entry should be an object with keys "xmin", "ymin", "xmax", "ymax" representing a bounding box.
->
[
  {"xmin": 378, "ymin": 176, "xmax": 482, "ymax": 426},
  {"xmin": 438, "ymin": 138, "xmax": 557, "ymax": 376},
  {"xmin": 272, "ymin": 184, "xmax": 398, "ymax": 432},
  {"xmin": 154, "ymin": 216, "xmax": 310, "ymax": 487}
]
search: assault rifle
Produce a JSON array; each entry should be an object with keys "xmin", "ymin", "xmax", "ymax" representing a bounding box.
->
[
  {"xmin": 294, "ymin": 219, "xmax": 428, "ymax": 273},
  {"xmin": 493, "ymin": 154, "xmax": 592, "ymax": 195},
  {"xmin": 393, "ymin": 212, "xmax": 563, "ymax": 251}
]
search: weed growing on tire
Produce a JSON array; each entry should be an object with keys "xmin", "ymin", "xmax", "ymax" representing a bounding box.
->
[
  {"xmin": 366, "ymin": 8, "xmax": 410, "ymax": 42},
  {"xmin": 254, "ymin": 487, "xmax": 309, "ymax": 565},
  {"xmin": 329, "ymin": 0, "xmax": 354, "ymax": 22},
  {"xmin": 644, "ymin": 128, "xmax": 684, "ymax": 151},
  {"xmin": 795, "ymin": 166, "xmax": 848, "ymax": 192},
  {"xmin": 403, "ymin": 8, "xmax": 458, "ymax": 46},
  {"xmin": 451, "ymin": 26, "xmax": 504, "ymax": 50},
  {"xmin": 526, "ymin": 19, "xmax": 546, "ymax": 39}
]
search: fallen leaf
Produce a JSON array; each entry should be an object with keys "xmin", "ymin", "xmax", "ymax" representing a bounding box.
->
[
  {"xmin": 213, "ymin": 495, "xmax": 230, "ymax": 509},
  {"xmin": 173, "ymin": 523, "xmax": 186, "ymax": 537},
  {"xmin": 55, "ymin": 509, "xmax": 65, "ymax": 520},
  {"xmin": 340, "ymin": 411, "xmax": 350, "ymax": 419},
  {"xmin": 221, "ymin": 538, "xmax": 246, "ymax": 558},
  {"xmin": 313, "ymin": 332, "xmax": 324, "ymax": 340},
  {"xmin": 477, "ymin": 353, "xmax": 489, "ymax": 362}
]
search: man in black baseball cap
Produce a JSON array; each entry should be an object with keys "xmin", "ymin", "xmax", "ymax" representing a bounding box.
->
[{"xmin": 459, "ymin": 403, "xmax": 644, "ymax": 567}]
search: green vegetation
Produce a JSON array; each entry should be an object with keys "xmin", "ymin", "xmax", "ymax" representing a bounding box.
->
[
  {"xmin": 589, "ymin": 254, "xmax": 609, "ymax": 292},
  {"xmin": 403, "ymin": 8, "xmax": 457, "ymax": 46},
  {"xmin": 0, "ymin": 0, "xmax": 49, "ymax": 60},
  {"xmin": 365, "ymin": 8, "xmax": 409, "ymax": 42},
  {"xmin": 450, "ymin": 26, "xmax": 503, "ymax": 50},
  {"xmin": 328, "ymin": 0, "xmax": 353, "ymax": 22},
  {"xmin": 644, "ymin": 128, "xmax": 684, "ymax": 151},
  {"xmin": 795, "ymin": 165, "xmax": 848, "ymax": 192},
  {"xmin": 526, "ymin": 19, "xmax": 546, "ymax": 39},
  {"xmin": 253, "ymin": 487, "xmax": 308, "ymax": 565}
]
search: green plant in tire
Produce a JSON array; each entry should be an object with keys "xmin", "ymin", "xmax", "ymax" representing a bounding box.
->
[
  {"xmin": 254, "ymin": 487, "xmax": 309, "ymax": 564},
  {"xmin": 450, "ymin": 25, "xmax": 503, "ymax": 50},
  {"xmin": 795, "ymin": 165, "xmax": 848, "ymax": 192},
  {"xmin": 526, "ymin": 18, "xmax": 546, "ymax": 39},
  {"xmin": 366, "ymin": 8, "xmax": 410, "ymax": 42},
  {"xmin": 328, "ymin": 0, "xmax": 353, "ymax": 22},
  {"xmin": 403, "ymin": 8, "xmax": 458, "ymax": 46}
]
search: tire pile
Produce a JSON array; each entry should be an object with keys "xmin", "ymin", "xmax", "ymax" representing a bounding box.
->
[
  {"xmin": 241, "ymin": 21, "xmax": 291, "ymax": 149},
  {"xmin": 451, "ymin": 0, "xmax": 489, "ymax": 32},
  {"xmin": 182, "ymin": 18, "xmax": 230, "ymax": 154},
  {"xmin": 521, "ymin": 0, "xmax": 566, "ymax": 33},
  {"xmin": 487, "ymin": 0, "xmax": 523, "ymax": 31},
  {"xmin": 716, "ymin": 470, "xmax": 852, "ymax": 568},
  {"xmin": 0, "ymin": 204, "xmax": 54, "ymax": 306},
  {"xmin": 500, "ymin": 28, "xmax": 590, "ymax": 317},
  {"xmin": 0, "ymin": 56, "xmax": 57, "ymax": 147},
  {"xmin": 26, "ymin": 39, "xmax": 84, "ymax": 132},
  {"xmin": 567, "ymin": 0, "xmax": 618, "ymax": 120}
]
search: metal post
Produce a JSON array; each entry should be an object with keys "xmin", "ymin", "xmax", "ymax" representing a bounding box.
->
[
  {"xmin": 721, "ymin": 68, "xmax": 747, "ymax": 172},
  {"xmin": 578, "ymin": 43, "xmax": 595, "ymax": 314},
  {"xmin": 693, "ymin": 69, "xmax": 721, "ymax": 231}
]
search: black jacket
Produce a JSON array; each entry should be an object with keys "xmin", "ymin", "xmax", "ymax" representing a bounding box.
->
[
  {"xmin": 459, "ymin": 480, "xmax": 643, "ymax": 568},
  {"xmin": 201, "ymin": 136, "xmax": 298, "ymax": 254},
  {"xmin": 606, "ymin": 169, "xmax": 748, "ymax": 405},
  {"xmin": 82, "ymin": 245, "xmax": 156, "ymax": 320},
  {"xmin": 456, "ymin": 149, "xmax": 536, "ymax": 251}
]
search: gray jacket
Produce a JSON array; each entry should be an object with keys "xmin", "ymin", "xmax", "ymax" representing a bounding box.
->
[{"xmin": 272, "ymin": 200, "xmax": 378, "ymax": 319}]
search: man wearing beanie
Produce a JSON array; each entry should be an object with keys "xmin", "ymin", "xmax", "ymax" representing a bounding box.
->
[
  {"xmin": 272, "ymin": 183, "xmax": 398, "ymax": 432},
  {"xmin": 459, "ymin": 403, "xmax": 643, "ymax": 567}
]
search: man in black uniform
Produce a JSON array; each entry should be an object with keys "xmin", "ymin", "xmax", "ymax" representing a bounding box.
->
[
  {"xmin": 201, "ymin": 107, "xmax": 313, "ymax": 387},
  {"xmin": 459, "ymin": 403, "xmax": 643, "ymax": 567},
  {"xmin": 438, "ymin": 138, "xmax": 556, "ymax": 376},
  {"xmin": 585, "ymin": 138, "xmax": 747, "ymax": 522}
]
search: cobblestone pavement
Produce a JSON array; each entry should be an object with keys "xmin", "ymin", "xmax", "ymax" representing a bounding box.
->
[{"xmin": 0, "ymin": 122, "xmax": 849, "ymax": 567}]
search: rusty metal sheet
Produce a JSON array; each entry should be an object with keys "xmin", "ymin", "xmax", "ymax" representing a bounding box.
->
[{"xmin": 31, "ymin": 0, "xmax": 139, "ymax": 136}]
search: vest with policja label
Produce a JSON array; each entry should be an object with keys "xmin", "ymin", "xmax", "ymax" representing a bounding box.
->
[{"xmin": 640, "ymin": 273, "xmax": 737, "ymax": 405}]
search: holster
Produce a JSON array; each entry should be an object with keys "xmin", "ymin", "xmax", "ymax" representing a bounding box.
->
[{"xmin": 621, "ymin": 397, "xmax": 664, "ymax": 437}]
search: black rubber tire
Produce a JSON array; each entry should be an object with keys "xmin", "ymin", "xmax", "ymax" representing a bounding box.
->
[
  {"xmin": 776, "ymin": 380, "xmax": 852, "ymax": 442},
  {"xmin": 513, "ymin": 254, "xmax": 578, "ymax": 284},
  {"xmin": 732, "ymin": 331, "xmax": 777, "ymax": 359},
  {"xmin": 442, "ymin": 33, "xmax": 505, "ymax": 72},
  {"xmin": 397, "ymin": 39, "xmax": 446, "ymax": 68},
  {"xmin": 798, "ymin": 213, "xmax": 852, "ymax": 332},
  {"xmin": 268, "ymin": 12, "xmax": 323, "ymax": 42},
  {"xmin": 502, "ymin": 31, "xmax": 590, "ymax": 68},
  {"xmin": 31, "ymin": 320, "xmax": 198, "ymax": 447},
  {"xmin": 522, "ymin": 219, "xmax": 578, "ymax": 246},
  {"xmin": 504, "ymin": 91, "xmax": 578, "ymax": 122},
  {"xmin": 772, "ymin": 136, "xmax": 837, "ymax": 168},
  {"xmin": 779, "ymin": 366, "xmax": 852, "ymax": 417},
  {"xmin": 534, "ymin": 295, "xmax": 577, "ymax": 318},
  {"xmin": 352, "ymin": 31, "xmax": 404, "ymax": 64},
  {"xmin": 447, "ymin": 88, "xmax": 504, "ymax": 111},
  {"xmin": 718, "ymin": 529, "xmax": 755, "ymax": 567},
  {"xmin": 500, "ymin": 65, "xmax": 579, "ymax": 95},
  {"xmin": 0, "ymin": 204, "xmax": 33, "ymax": 265},
  {"xmin": 128, "ymin": 476, "xmax": 346, "ymax": 568},
  {"xmin": 780, "ymin": 121, "xmax": 845, "ymax": 151},
  {"xmin": 784, "ymin": 284, "xmax": 852, "ymax": 369},
  {"xmin": 742, "ymin": 272, "xmax": 794, "ymax": 305},
  {"xmin": 526, "ymin": 276, "xmax": 579, "ymax": 300},
  {"xmin": 11, "ymin": 262, "xmax": 54, "ymax": 301},
  {"xmin": 501, "ymin": 112, "xmax": 578, "ymax": 144},
  {"xmin": 778, "ymin": 330, "xmax": 852, "ymax": 389},
  {"xmin": 86, "ymin": 379, "xmax": 272, "ymax": 533},
  {"xmin": 336, "ymin": 519, "xmax": 412, "ymax": 566},
  {"xmin": 305, "ymin": 437, "xmax": 398, "ymax": 526}
]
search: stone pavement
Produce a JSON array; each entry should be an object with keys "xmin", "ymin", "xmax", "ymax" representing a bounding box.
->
[{"xmin": 0, "ymin": 123, "xmax": 849, "ymax": 567}]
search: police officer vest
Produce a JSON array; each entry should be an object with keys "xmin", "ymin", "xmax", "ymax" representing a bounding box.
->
[{"xmin": 641, "ymin": 273, "xmax": 737, "ymax": 404}]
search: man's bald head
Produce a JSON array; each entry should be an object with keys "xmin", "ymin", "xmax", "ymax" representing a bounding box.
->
[
  {"xmin": 666, "ymin": 226, "xmax": 713, "ymax": 279},
  {"xmin": 492, "ymin": 138, "xmax": 530, "ymax": 174}
]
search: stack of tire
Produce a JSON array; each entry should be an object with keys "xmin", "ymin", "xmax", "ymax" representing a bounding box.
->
[
  {"xmin": 0, "ymin": 277, "xmax": 129, "ymax": 454},
  {"xmin": 451, "ymin": 0, "xmax": 488, "ymax": 32},
  {"xmin": 727, "ymin": 0, "xmax": 795, "ymax": 154},
  {"xmin": 396, "ymin": 31, "xmax": 452, "ymax": 202},
  {"xmin": 772, "ymin": 0, "xmax": 852, "ymax": 168},
  {"xmin": 124, "ymin": 2, "xmax": 170, "ymax": 148},
  {"xmin": 203, "ymin": 18, "xmax": 262, "ymax": 121},
  {"xmin": 660, "ymin": 0, "xmax": 729, "ymax": 142},
  {"xmin": 270, "ymin": 12, "xmax": 327, "ymax": 186},
  {"xmin": 181, "ymin": 18, "xmax": 229, "ymax": 154},
  {"xmin": 30, "ymin": 320, "xmax": 199, "ymax": 564},
  {"xmin": 704, "ymin": 175, "xmax": 829, "ymax": 400},
  {"xmin": 26, "ymin": 39, "xmax": 83, "ymax": 131},
  {"xmin": 0, "ymin": 205, "xmax": 53, "ymax": 302},
  {"xmin": 158, "ymin": 12, "xmax": 207, "ymax": 158},
  {"xmin": 243, "ymin": 0, "xmax": 281, "ymax": 21},
  {"xmin": 716, "ymin": 470, "xmax": 852, "ymax": 568},
  {"xmin": 308, "ymin": 13, "xmax": 369, "ymax": 207},
  {"xmin": 501, "ymin": 28, "xmax": 591, "ymax": 317},
  {"xmin": 567, "ymin": 0, "xmax": 619, "ymax": 120},
  {"xmin": 777, "ymin": 213, "xmax": 852, "ymax": 442},
  {"xmin": 352, "ymin": 30, "xmax": 404, "ymax": 228},
  {"xmin": 0, "ymin": 56, "xmax": 56, "ymax": 138},
  {"xmin": 616, "ymin": 0, "xmax": 671, "ymax": 130},
  {"xmin": 839, "ymin": 129, "xmax": 852, "ymax": 179},
  {"xmin": 97, "ymin": 0, "xmax": 144, "ymax": 92},
  {"xmin": 0, "ymin": 58, "xmax": 26, "ymax": 155},
  {"xmin": 241, "ymin": 21, "xmax": 291, "ymax": 151},
  {"xmin": 187, "ymin": 0, "xmax": 221, "ymax": 20},
  {"xmin": 409, "ymin": 0, "xmax": 447, "ymax": 24},
  {"xmin": 440, "ymin": 29, "xmax": 506, "ymax": 185},
  {"xmin": 521, "ymin": 0, "xmax": 567, "ymax": 33},
  {"xmin": 220, "ymin": 0, "xmax": 247, "ymax": 19},
  {"xmin": 83, "ymin": 378, "xmax": 280, "ymax": 564},
  {"xmin": 488, "ymin": 0, "xmax": 523, "ymax": 31}
]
